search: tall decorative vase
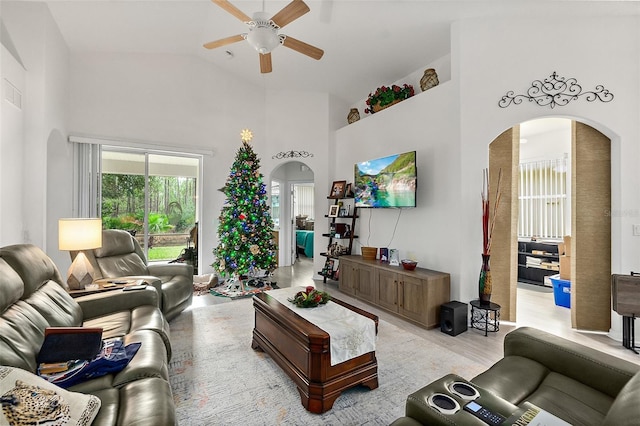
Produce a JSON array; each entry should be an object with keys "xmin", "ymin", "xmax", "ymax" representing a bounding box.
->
[{"xmin": 479, "ymin": 254, "xmax": 492, "ymax": 304}]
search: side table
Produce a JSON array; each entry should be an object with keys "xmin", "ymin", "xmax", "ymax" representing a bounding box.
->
[
  {"xmin": 67, "ymin": 278, "xmax": 146, "ymax": 298},
  {"xmin": 469, "ymin": 299, "xmax": 501, "ymax": 336}
]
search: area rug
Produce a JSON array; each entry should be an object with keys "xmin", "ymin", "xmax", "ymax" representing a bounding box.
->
[{"xmin": 168, "ymin": 288, "xmax": 486, "ymax": 425}]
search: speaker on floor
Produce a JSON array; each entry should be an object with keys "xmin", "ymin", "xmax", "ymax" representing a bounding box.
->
[{"xmin": 440, "ymin": 301, "xmax": 468, "ymax": 336}]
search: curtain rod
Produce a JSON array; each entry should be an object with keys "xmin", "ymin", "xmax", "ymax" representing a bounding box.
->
[{"xmin": 68, "ymin": 134, "xmax": 215, "ymax": 157}]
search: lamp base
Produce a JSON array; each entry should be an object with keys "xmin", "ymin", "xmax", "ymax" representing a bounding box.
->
[{"xmin": 67, "ymin": 252, "xmax": 95, "ymax": 290}]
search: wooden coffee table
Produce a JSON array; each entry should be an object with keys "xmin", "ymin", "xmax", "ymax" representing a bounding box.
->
[{"xmin": 251, "ymin": 292, "xmax": 379, "ymax": 414}]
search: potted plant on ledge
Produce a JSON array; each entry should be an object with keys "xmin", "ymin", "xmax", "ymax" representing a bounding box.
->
[{"xmin": 364, "ymin": 84, "xmax": 415, "ymax": 114}]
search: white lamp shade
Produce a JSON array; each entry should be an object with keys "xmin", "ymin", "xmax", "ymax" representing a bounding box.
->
[
  {"xmin": 246, "ymin": 27, "xmax": 280, "ymax": 54},
  {"xmin": 59, "ymin": 218, "xmax": 103, "ymax": 251}
]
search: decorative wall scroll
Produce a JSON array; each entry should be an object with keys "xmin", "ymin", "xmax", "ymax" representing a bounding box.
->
[
  {"xmin": 499, "ymin": 72, "xmax": 614, "ymax": 109},
  {"xmin": 272, "ymin": 150, "xmax": 314, "ymax": 159}
]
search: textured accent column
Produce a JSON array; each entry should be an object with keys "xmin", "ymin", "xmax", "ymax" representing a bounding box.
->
[
  {"xmin": 572, "ymin": 122, "xmax": 611, "ymax": 331},
  {"xmin": 489, "ymin": 127, "xmax": 520, "ymax": 322}
]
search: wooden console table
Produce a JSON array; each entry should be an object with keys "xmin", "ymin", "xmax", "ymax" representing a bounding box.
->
[
  {"xmin": 251, "ymin": 292, "xmax": 379, "ymax": 413},
  {"xmin": 338, "ymin": 255, "xmax": 450, "ymax": 329}
]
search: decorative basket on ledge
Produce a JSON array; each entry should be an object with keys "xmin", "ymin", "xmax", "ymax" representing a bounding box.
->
[
  {"xmin": 371, "ymin": 98, "xmax": 402, "ymax": 113},
  {"xmin": 361, "ymin": 246, "xmax": 378, "ymax": 260}
]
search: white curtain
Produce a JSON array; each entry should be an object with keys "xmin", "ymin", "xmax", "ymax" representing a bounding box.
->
[
  {"xmin": 73, "ymin": 142, "xmax": 100, "ymax": 218},
  {"xmin": 294, "ymin": 184, "xmax": 314, "ymax": 219}
]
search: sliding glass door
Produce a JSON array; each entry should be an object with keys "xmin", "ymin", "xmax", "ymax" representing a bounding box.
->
[{"xmin": 100, "ymin": 148, "xmax": 200, "ymax": 268}]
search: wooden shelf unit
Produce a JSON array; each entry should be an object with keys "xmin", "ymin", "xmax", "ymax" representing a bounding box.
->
[
  {"xmin": 517, "ymin": 240, "xmax": 560, "ymax": 286},
  {"xmin": 338, "ymin": 255, "xmax": 450, "ymax": 329},
  {"xmin": 319, "ymin": 197, "xmax": 358, "ymax": 282}
]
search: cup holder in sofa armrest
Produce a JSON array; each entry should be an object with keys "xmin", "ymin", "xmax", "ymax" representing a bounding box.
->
[
  {"xmin": 405, "ymin": 374, "xmax": 519, "ymax": 426},
  {"xmin": 449, "ymin": 381, "xmax": 480, "ymax": 401},
  {"xmin": 428, "ymin": 393, "xmax": 460, "ymax": 415}
]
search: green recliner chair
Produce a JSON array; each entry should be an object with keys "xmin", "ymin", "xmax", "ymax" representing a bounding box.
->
[{"xmin": 75, "ymin": 229, "xmax": 194, "ymax": 321}]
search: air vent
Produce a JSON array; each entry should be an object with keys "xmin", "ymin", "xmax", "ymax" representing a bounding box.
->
[{"xmin": 4, "ymin": 78, "xmax": 22, "ymax": 109}]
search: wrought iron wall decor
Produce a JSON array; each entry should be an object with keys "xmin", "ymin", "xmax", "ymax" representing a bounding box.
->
[
  {"xmin": 499, "ymin": 71, "xmax": 614, "ymax": 109},
  {"xmin": 272, "ymin": 150, "xmax": 314, "ymax": 160}
]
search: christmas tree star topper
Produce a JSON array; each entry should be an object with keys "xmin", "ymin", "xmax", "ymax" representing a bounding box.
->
[{"xmin": 241, "ymin": 129, "xmax": 253, "ymax": 143}]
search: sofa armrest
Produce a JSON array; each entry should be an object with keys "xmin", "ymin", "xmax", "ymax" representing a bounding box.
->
[
  {"xmin": 504, "ymin": 327, "xmax": 640, "ymax": 398},
  {"xmin": 75, "ymin": 287, "xmax": 159, "ymax": 320},
  {"xmin": 389, "ymin": 417, "xmax": 424, "ymax": 426},
  {"xmin": 147, "ymin": 262, "xmax": 193, "ymax": 280}
]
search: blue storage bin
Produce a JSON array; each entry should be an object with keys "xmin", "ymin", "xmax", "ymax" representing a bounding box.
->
[{"xmin": 549, "ymin": 274, "xmax": 571, "ymax": 308}]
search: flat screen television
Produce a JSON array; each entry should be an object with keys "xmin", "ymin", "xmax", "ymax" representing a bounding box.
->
[{"xmin": 354, "ymin": 151, "xmax": 417, "ymax": 208}]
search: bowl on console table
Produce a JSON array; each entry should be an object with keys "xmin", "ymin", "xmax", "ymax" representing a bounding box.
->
[{"xmin": 401, "ymin": 259, "xmax": 418, "ymax": 271}]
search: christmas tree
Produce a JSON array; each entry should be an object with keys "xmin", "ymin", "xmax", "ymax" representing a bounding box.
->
[{"xmin": 213, "ymin": 129, "xmax": 277, "ymax": 282}]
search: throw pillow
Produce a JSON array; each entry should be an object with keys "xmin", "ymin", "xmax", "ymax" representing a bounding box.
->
[{"xmin": 0, "ymin": 366, "xmax": 101, "ymax": 425}]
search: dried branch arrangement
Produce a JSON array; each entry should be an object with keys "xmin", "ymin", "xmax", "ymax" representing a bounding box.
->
[{"xmin": 482, "ymin": 168, "xmax": 503, "ymax": 255}]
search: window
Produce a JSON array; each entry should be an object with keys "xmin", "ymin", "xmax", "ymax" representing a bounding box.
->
[
  {"xmin": 100, "ymin": 148, "xmax": 201, "ymax": 263},
  {"xmin": 518, "ymin": 158, "xmax": 567, "ymax": 239}
]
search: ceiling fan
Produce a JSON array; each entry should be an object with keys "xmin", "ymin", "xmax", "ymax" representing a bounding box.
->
[{"xmin": 203, "ymin": 0, "xmax": 324, "ymax": 73}]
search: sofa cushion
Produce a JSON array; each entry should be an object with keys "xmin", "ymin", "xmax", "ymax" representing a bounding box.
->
[
  {"xmin": 82, "ymin": 305, "xmax": 171, "ymax": 360},
  {"xmin": 472, "ymin": 355, "xmax": 548, "ymax": 404},
  {"xmin": 603, "ymin": 371, "xmax": 640, "ymax": 426},
  {"xmin": 96, "ymin": 253, "xmax": 148, "ymax": 278},
  {"xmin": 94, "ymin": 231, "xmax": 137, "ymax": 258},
  {"xmin": 117, "ymin": 377, "xmax": 176, "ymax": 426},
  {"xmin": 0, "ymin": 244, "xmax": 64, "ymax": 297},
  {"xmin": 24, "ymin": 281, "xmax": 83, "ymax": 328},
  {"xmin": 524, "ymin": 372, "xmax": 613, "ymax": 425},
  {"xmin": 0, "ymin": 259, "xmax": 24, "ymax": 314},
  {"xmin": 0, "ymin": 366, "xmax": 101, "ymax": 425},
  {"xmin": 0, "ymin": 301, "xmax": 52, "ymax": 371}
]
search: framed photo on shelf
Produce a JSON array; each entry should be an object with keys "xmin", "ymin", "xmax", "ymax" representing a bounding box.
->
[
  {"xmin": 329, "ymin": 180, "xmax": 346, "ymax": 199},
  {"xmin": 345, "ymin": 183, "xmax": 353, "ymax": 197},
  {"xmin": 389, "ymin": 249, "xmax": 400, "ymax": 266},
  {"xmin": 379, "ymin": 248, "xmax": 389, "ymax": 262},
  {"xmin": 328, "ymin": 204, "xmax": 340, "ymax": 217}
]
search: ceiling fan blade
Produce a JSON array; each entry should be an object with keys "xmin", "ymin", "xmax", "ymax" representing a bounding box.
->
[
  {"xmin": 211, "ymin": 0, "xmax": 251, "ymax": 22},
  {"xmin": 271, "ymin": 0, "xmax": 310, "ymax": 28},
  {"xmin": 282, "ymin": 36, "xmax": 324, "ymax": 60},
  {"xmin": 203, "ymin": 34, "xmax": 244, "ymax": 49},
  {"xmin": 260, "ymin": 53, "xmax": 273, "ymax": 74}
]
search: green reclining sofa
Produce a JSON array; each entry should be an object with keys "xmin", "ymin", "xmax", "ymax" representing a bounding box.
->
[{"xmin": 392, "ymin": 327, "xmax": 640, "ymax": 426}]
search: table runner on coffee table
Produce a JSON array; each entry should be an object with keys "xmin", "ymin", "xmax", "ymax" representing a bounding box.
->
[{"xmin": 271, "ymin": 288, "xmax": 376, "ymax": 365}]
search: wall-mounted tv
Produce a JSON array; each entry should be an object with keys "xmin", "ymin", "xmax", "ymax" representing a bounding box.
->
[{"xmin": 354, "ymin": 151, "xmax": 417, "ymax": 208}]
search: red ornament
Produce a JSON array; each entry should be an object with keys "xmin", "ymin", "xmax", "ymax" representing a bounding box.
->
[{"xmin": 239, "ymin": 213, "xmax": 246, "ymax": 220}]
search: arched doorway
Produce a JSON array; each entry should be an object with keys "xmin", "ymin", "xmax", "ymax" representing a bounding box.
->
[
  {"xmin": 489, "ymin": 118, "xmax": 612, "ymax": 332},
  {"xmin": 270, "ymin": 161, "xmax": 315, "ymax": 268}
]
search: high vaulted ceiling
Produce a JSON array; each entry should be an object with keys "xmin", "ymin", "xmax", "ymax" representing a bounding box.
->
[{"xmin": 38, "ymin": 1, "xmax": 640, "ymax": 105}]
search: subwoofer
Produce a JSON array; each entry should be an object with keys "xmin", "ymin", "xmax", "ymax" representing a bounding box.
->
[{"xmin": 440, "ymin": 301, "xmax": 468, "ymax": 336}]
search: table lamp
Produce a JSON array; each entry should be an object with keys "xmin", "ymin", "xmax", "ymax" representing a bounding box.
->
[{"xmin": 58, "ymin": 218, "xmax": 102, "ymax": 289}]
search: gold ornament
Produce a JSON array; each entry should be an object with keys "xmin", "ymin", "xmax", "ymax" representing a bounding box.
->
[{"xmin": 250, "ymin": 245, "xmax": 260, "ymax": 255}]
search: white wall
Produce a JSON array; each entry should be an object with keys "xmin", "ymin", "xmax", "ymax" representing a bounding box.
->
[
  {"xmin": 67, "ymin": 52, "xmax": 268, "ymax": 274},
  {"xmin": 336, "ymin": 81, "xmax": 463, "ymax": 297},
  {"xmin": 455, "ymin": 16, "xmax": 640, "ymax": 337},
  {"xmin": 263, "ymin": 88, "xmax": 332, "ymax": 276},
  {"xmin": 0, "ymin": 45, "xmax": 25, "ymax": 245},
  {"xmin": 1, "ymin": 2, "xmax": 70, "ymax": 269}
]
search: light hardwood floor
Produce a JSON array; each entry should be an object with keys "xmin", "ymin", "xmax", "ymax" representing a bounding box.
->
[{"xmin": 192, "ymin": 257, "xmax": 640, "ymax": 368}]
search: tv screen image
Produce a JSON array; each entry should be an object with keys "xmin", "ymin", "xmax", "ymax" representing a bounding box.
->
[{"xmin": 354, "ymin": 151, "xmax": 417, "ymax": 208}]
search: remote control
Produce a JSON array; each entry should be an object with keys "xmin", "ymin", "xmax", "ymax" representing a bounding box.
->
[{"xmin": 463, "ymin": 401, "xmax": 506, "ymax": 425}]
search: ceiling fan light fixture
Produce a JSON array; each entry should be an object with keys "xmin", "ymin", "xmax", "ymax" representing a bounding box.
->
[{"xmin": 245, "ymin": 13, "xmax": 282, "ymax": 54}]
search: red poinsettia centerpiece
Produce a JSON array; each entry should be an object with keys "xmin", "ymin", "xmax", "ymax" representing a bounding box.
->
[
  {"xmin": 288, "ymin": 286, "xmax": 331, "ymax": 308},
  {"xmin": 364, "ymin": 84, "xmax": 415, "ymax": 114}
]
